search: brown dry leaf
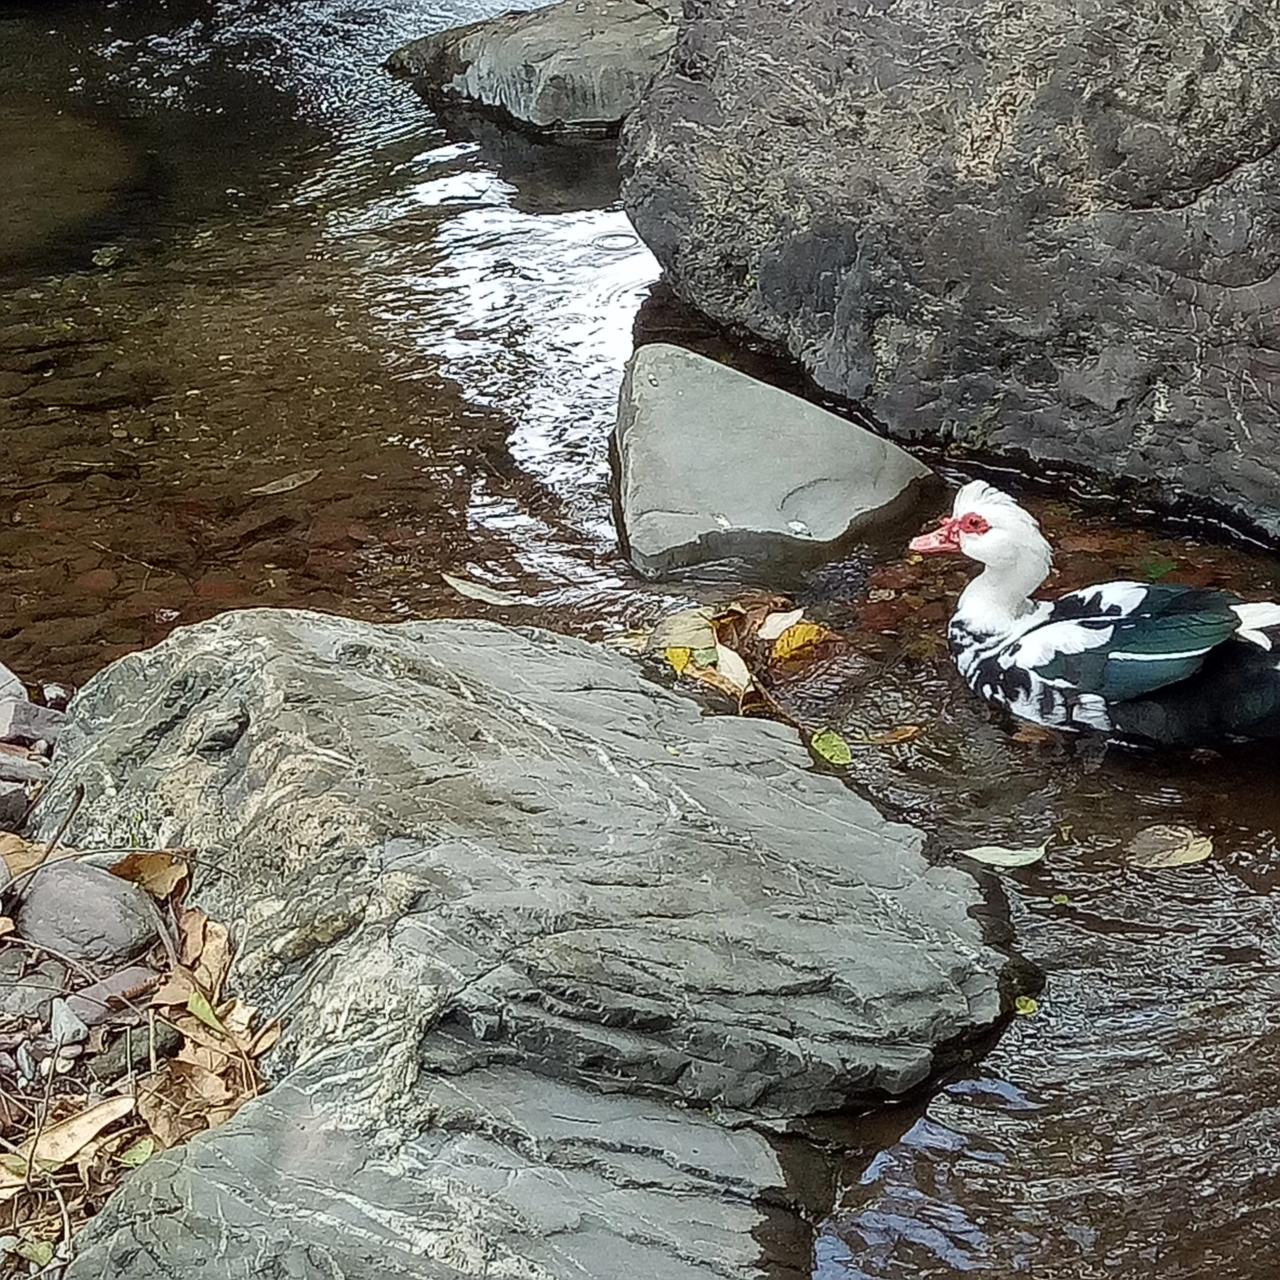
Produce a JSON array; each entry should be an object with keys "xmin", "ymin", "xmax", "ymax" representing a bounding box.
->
[
  {"xmin": 772, "ymin": 621, "xmax": 832, "ymax": 662},
  {"xmin": 850, "ymin": 724, "xmax": 924, "ymax": 746},
  {"xmin": 177, "ymin": 908, "xmax": 209, "ymax": 969},
  {"xmin": 0, "ymin": 1095, "xmax": 135, "ymax": 1201},
  {"xmin": 150, "ymin": 968, "xmax": 197, "ymax": 1008},
  {"xmin": 0, "ymin": 833, "xmax": 74, "ymax": 879},
  {"xmin": 138, "ymin": 1074, "xmax": 205, "ymax": 1150},
  {"xmin": 177, "ymin": 1039, "xmax": 230, "ymax": 1075},
  {"xmin": 191, "ymin": 919, "xmax": 232, "ymax": 1004},
  {"xmin": 109, "ymin": 850, "xmax": 188, "ymax": 899},
  {"xmin": 249, "ymin": 1020, "xmax": 281, "ymax": 1058},
  {"xmin": 172, "ymin": 1060, "xmax": 235, "ymax": 1106},
  {"xmin": 218, "ymin": 997, "xmax": 256, "ymax": 1044},
  {"xmin": 1011, "ymin": 723, "xmax": 1061, "ymax": 746},
  {"xmin": 0, "ymin": 917, "xmax": 14, "ymax": 939}
]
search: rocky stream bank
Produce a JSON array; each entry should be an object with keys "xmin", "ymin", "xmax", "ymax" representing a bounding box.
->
[{"xmin": 9, "ymin": 609, "xmax": 1029, "ymax": 1278}]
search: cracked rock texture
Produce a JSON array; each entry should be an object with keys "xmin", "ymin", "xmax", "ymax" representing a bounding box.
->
[
  {"xmin": 39, "ymin": 610, "xmax": 1020, "ymax": 1277},
  {"xmin": 616, "ymin": 342, "xmax": 933, "ymax": 576},
  {"xmin": 622, "ymin": 0, "xmax": 1280, "ymax": 538},
  {"xmin": 388, "ymin": 0, "xmax": 676, "ymax": 131}
]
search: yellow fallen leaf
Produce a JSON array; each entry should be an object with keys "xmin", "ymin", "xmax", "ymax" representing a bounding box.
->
[
  {"xmin": 0, "ymin": 1095, "xmax": 136, "ymax": 1201},
  {"xmin": 1014, "ymin": 995, "xmax": 1040, "ymax": 1017},
  {"xmin": 666, "ymin": 647, "xmax": 692, "ymax": 675},
  {"xmin": 771, "ymin": 621, "xmax": 831, "ymax": 662}
]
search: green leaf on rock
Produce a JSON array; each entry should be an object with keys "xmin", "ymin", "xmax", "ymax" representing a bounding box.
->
[
  {"xmin": 14, "ymin": 1240, "xmax": 54, "ymax": 1267},
  {"xmin": 811, "ymin": 729, "xmax": 853, "ymax": 767},
  {"xmin": 959, "ymin": 842, "xmax": 1048, "ymax": 868},
  {"xmin": 118, "ymin": 1137, "xmax": 156, "ymax": 1168},
  {"xmin": 1014, "ymin": 995, "xmax": 1040, "ymax": 1017},
  {"xmin": 691, "ymin": 646, "xmax": 718, "ymax": 668}
]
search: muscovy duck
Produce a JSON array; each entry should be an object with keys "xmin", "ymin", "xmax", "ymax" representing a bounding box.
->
[{"xmin": 909, "ymin": 481, "xmax": 1280, "ymax": 746}]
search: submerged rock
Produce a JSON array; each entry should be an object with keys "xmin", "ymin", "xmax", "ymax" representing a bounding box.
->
[
  {"xmin": 622, "ymin": 0, "xmax": 1280, "ymax": 540},
  {"xmin": 615, "ymin": 343, "xmax": 933, "ymax": 577},
  {"xmin": 41, "ymin": 610, "xmax": 1023, "ymax": 1276},
  {"xmin": 388, "ymin": 0, "xmax": 675, "ymax": 132}
]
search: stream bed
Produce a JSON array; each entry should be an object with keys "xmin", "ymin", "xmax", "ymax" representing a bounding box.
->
[{"xmin": 3, "ymin": 2, "xmax": 1280, "ymax": 1276}]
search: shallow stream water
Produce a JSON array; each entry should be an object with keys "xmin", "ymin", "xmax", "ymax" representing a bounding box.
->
[{"xmin": 4, "ymin": 2, "xmax": 1280, "ymax": 1276}]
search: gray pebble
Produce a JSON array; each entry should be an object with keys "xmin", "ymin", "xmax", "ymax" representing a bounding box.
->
[{"xmin": 15, "ymin": 862, "xmax": 158, "ymax": 967}]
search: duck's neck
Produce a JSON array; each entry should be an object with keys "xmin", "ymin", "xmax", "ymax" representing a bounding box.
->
[{"xmin": 955, "ymin": 551, "xmax": 1051, "ymax": 638}]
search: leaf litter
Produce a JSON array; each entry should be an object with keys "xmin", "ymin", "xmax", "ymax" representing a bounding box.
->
[
  {"xmin": 616, "ymin": 596, "xmax": 922, "ymax": 748},
  {"xmin": 0, "ymin": 829, "xmax": 279, "ymax": 1275}
]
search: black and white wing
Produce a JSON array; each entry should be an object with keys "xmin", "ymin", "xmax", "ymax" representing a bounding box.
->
[{"xmin": 1006, "ymin": 582, "xmax": 1271, "ymax": 704}]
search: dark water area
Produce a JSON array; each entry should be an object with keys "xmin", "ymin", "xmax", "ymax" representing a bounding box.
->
[{"xmin": 4, "ymin": 2, "xmax": 1280, "ymax": 1276}]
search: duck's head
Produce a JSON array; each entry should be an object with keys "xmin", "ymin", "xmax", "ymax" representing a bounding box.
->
[{"xmin": 909, "ymin": 481, "xmax": 1052, "ymax": 581}]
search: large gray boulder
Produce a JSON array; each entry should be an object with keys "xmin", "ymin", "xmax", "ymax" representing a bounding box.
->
[
  {"xmin": 616, "ymin": 343, "xmax": 933, "ymax": 576},
  {"xmin": 622, "ymin": 0, "xmax": 1280, "ymax": 540},
  {"xmin": 389, "ymin": 0, "xmax": 676, "ymax": 132},
  {"xmin": 40, "ymin": 610, "xmax": 1023, "ymax": 1277}
]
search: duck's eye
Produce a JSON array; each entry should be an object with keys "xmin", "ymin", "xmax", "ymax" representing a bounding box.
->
[{"xmin": 959, "ymin": 513, "xmax": 991, "ymax": 535}]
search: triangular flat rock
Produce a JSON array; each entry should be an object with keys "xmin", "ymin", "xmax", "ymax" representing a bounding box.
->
[{"xmin": 614, "ymin": 343, "xmax": 933, "ymax": 577}]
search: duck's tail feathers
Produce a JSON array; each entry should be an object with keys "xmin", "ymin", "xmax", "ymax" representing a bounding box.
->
[{"xmin": 1231, "ymin": 601, "xmax": 1280, "ymax": 650}]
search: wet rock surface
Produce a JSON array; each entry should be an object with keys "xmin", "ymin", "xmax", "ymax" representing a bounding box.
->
[
  {"xmin": 389, "ymin": 0, "xmax": 675, "ymax": 131},
  {"xmin": 615, "ymin": 343, "xmax": 933, "ymax": 577},
  {"xmin": 622, "ymin": 0, "xmax": 1280, "ymax": 539},
  {"xmin": 33, "ymin": 609, "xmax": 1023, "ymax": 1277}
]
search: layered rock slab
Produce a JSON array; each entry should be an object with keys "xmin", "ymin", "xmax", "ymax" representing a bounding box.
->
[
  {"xmin": 388, "ymin": 0, "xmax": 676, "ymax": 132},
  {"xmin": 38, "ymin": 610, "xmax": 1019, "ymax": 1276}
]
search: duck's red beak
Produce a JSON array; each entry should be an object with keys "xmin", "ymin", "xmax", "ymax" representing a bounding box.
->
[{"xmin": 909, "ymin": 517, "xmax": 962, "ymax": 555}]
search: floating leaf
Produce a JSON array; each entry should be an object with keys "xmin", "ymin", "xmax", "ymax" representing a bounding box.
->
[
  {"xmin": 117, "ymin": 1136, "xmax": 155, "ymax": 1168},
  {"xmin": 666, "ymin": 647, "xmax": 692, "ymax": 675},
  {"xmin": 772, "ymin": 621, "xmax": 831, "ymax": 662},
  {"xmin": 714, "ymin": 644, "xmax": 753, "ymax": 695},
  {"xmin": 186, "ymin": 990, "xmax": 228, "ymax": 1036},
  {"xmin": 109, "ymin": 850, "xmax": 188, "ymax": 899},
  {"xmin": 757, "ymin": 607, "xmax": 805, "ymax": 641},
  {"xmin": 1051, "ymin": 893, "xmax": 1071, "ymax": 905},
  {"xmin": 440, "ymin": 573, "xmax": 522, "ymax": 606},
  {"xmin": 811, "ymin": 729, "xmax": 853, "ymax": 766},
  {"xmin": 1126, "ymin": 824, "xmax": 1213, "ymax": 868},
  {"xmin": 1014, "ymin": 995, "xmax": 1040, "ymax": 1017},
  {"xmin": 850, "ymin": 724, "xmax": 924, "ymax": 746},
  {"xmin": 1139, "ymin": 554, "xmax": 1179, "ymax": 582},
  {"xmin": 246, "ymin": 468, "xmax": 320, "ymax": 496},
  {"xmin": 649, "ymin": 607, "xmax": 716, "ymax": 652},
  {"xmin": 959, "ymin": 842, "xmax": 1048, "ymax": 868}
]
